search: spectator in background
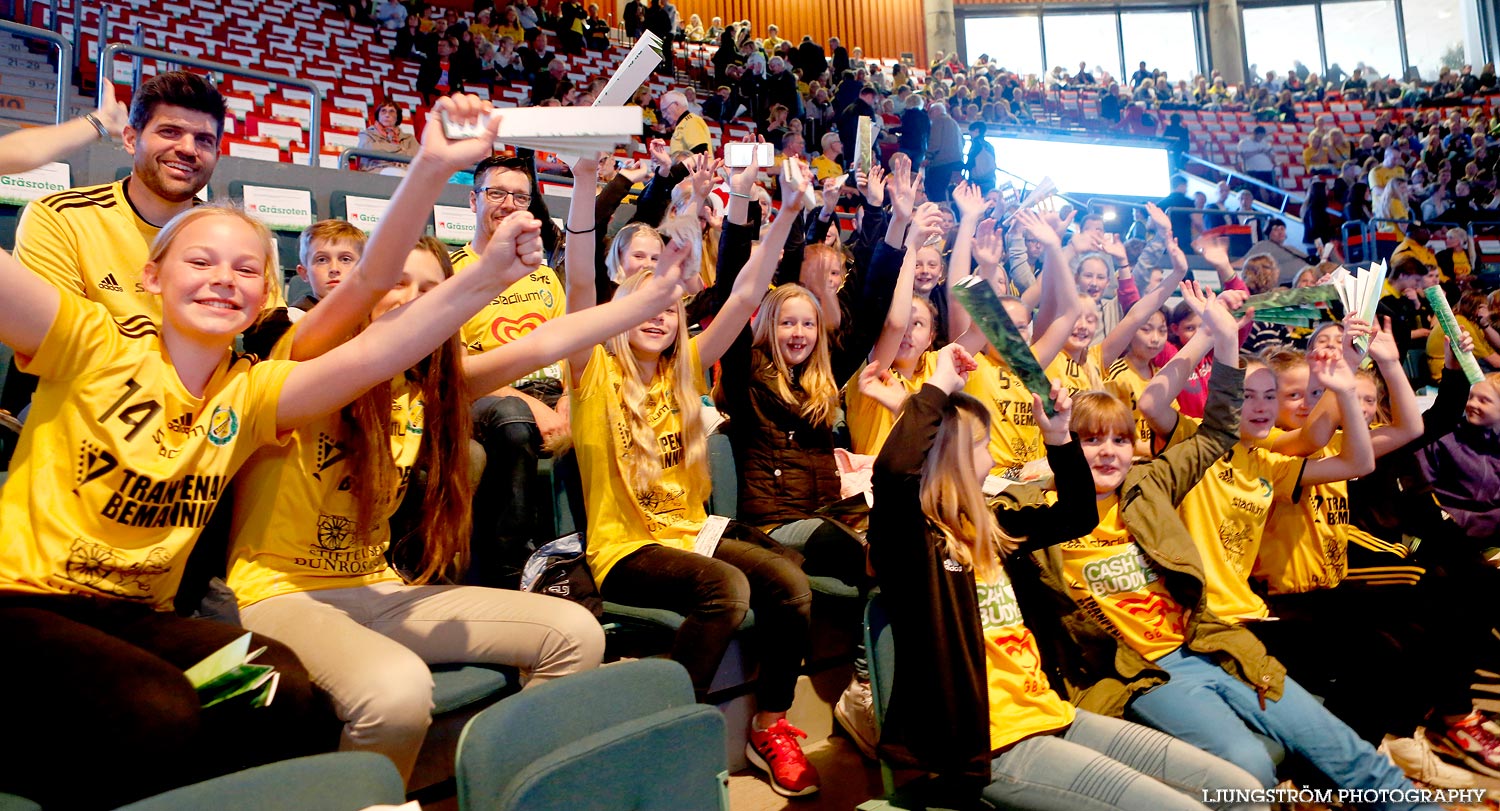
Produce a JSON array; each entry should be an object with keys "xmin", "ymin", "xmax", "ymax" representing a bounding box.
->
[
  {"xmin": 393, "ymin": 13, "xmax": 425, "ymax": 60},
  {"xmin": 965, "ymin": 120, "xmax": 997, "ymax": 193},
  {"xmin": 1156, "ymin": 173, "xmax": 1196, "ymax": 252},
  {"xmin": 355, "ymin": 99, "xmax": 418, "ymax": 174},
  {"xmin": 531, "ymin": 59, "xmax": 568, "ymax": 105},
  {"xmin": 1237, "ymin": 125, "xmax": 1277, "ymax": 202},
  {"xmin": 493, "ymin": 5, "xmax": 526, "ymax": 43},
  {"xmin": 1342, "ymin": 67, "xmax": 1368, "ymax": 100},
  {"xmin": 585, "ymin": 4, "xmax": 611, "ymax": 49},
  {"xmin": 765, "ymin": 56, "xmax": 804, "ymax": 120},
  {"xmin": 925, "ymin": 100, "xmax": 965, "ymax": 199},
  {"xmin": 515, "ymin": 0, "xmax": 541, "ymax": 39},
  {"xmin": 659, "ymin": 89, "xmax": 710, "ymax": 158},
  {"xmin": 417, "ymin": 37, "xmax": 463, "ymax": 104},
  {"xmin": 702, "ymin": 85, "xmax": 739, "ymax": 121},
  {"xmin": 762, "ymin": 23, "xmax": 787, "ymax": 53},
  {"xmin": 830, "ymin": 36, "xmax": 849, "ymax": 79},
  {"xmin": 1163, "ymin": 112, "xmax": 1190, "ymax": 170},
  {"xmin": 373, "ymin": 0, "xmax": 407, "ymax": 34},
  {"xmin": 795, "ymin": 34, "xmax": 828, "ymax": 84},
  {"xmin": 837, "ymin": 83, "xmax": 879, "ymax": 169},
  {"xmin": 1247, "ymin": 217, "xmax": 1312, "ymax": 280},
  {"xmin": 644, "ymin": 0, "xmax": 674, "ymax": 74},
  {"xmin": 1130, "ymin": 60, "xmax": 1151, "ymax": 87}
]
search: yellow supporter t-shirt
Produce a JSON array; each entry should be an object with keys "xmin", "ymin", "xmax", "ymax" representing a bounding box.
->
[
  {"xmin": 450, "ymin": 244, "xmax": 567, "ymax": 386},
  {"xmin": 571, "ymin": 341, "xmax": 709, "ymax": 585},
  {"xmin": 1045, "ymin": 344, "xmax": 1102, "ymax": 397},
  {"xmin": 809, "ymin": 155, "xmax": 843, "ymax": 182},
  {"xmin": 225, "ymin": 329, "xmax": 415, "ymax": 607},
  {"xmin": 1103, "ymin": 357, "xmax": 1157, "ymax": 454},
  {"xmin": 976, "ymin": 567, "xmax": 1076, "ymax": 750},
  {"xmin": 844, "ymin": 352, "xmax": 941, "ymax": 455},
  {"xmin": 0, "ymin": 293, "xmax": 292, "ymax": 609},
  {"xmin": 1427, "ymin": 317, "xmax": 1495, "ymax": 382},
  {"xmin": 963, "ymin": 353, "xmax": 1042, "ymax": 479},
  {"xmin": 1254, "ymin": 432, "xmax": 1349, "ymax": 595},
  {"xmin": 1056, "ymin": 494, "xmax": 1187, "ymax": 661},
  {"xmin": 1169, "ymin": 419, "xmax": 1306, "ymax": 621},
  {"xmin": 670, "ymin": 113, "xmax": 713, "ymax": 158},
  {"xmin": 14, "ymin": 179, "xmax": 285, "ymax": 322}
]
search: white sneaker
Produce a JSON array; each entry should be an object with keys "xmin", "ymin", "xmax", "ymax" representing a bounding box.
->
[
  {"xmin": 1381, "ymin": 729, "xmax": 1478, "ymax": 789},
  {"xmin": 834, "ymin": 677, "xmax": 879, "ymax": 760}
]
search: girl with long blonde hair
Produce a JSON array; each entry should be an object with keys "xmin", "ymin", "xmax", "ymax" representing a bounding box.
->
[
  {"xmin": 869, "ymin": 344, "xmax": 1262, "ymax": 809},
  {"xmin": 563, "ymin": 151, "xmax": 825, "ymax": 797},
  {"xmin": 224, "ymin": 100, "xmax": 699, "ymax": 784}
]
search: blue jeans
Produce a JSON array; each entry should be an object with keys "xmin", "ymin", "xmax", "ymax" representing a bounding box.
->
[
  {"xmin": 985, "ymin": 709, "xmax": 1267, "ymax": 811},
  {"xmin": 1127, "ymin": 649, "xmax": 1434, "ymax": 811}
]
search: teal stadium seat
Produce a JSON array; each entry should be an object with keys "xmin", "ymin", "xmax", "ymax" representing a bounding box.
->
[
  {"xmin": 455, "ymin": 659, "xmax": 728, "ymax": 811},
  {"xmin": 110, "ymin": 752, "xmax": 404, "ymax": 811}
]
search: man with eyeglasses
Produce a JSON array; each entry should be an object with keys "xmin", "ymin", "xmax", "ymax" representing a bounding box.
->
[
  {"xmin": 450, "ymin": 154, "xmax": 570, "ymax": 590},
  {"xmin": 658, "ymin": 90, "xmax": 710, "ymax": 161}
]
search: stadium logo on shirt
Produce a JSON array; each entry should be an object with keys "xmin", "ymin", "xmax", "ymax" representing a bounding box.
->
[
  {"xmin": 97, "ymin": 273, "xmax": 125, "ymax": 292},
  {"xmin": 206, "ymin": 405, "xmax": 240, "ymax": 447}
]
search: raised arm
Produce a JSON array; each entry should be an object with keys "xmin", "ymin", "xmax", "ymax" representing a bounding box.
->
[
  {"xmin": 868, "ymin": 202, "xmax": 942, "ymax": 368},
  {"xmin": 1364, "ymin": 318, "xmax": 1423, "ymax": 456},
  {"xmin": 0, "ymin": 83, "xmax": 126, "ymax": 174},
  {"xmin": 278, "ymin": 213, "xmax": 544, "ymax": 430},
  {"xmin": 1100, "ymin": 239, "xmax": 1189, "ymax": 367},
  {"xmin": 1019, "ymin": 208, "xmax": 1079, "ymax": 351},
  {"xmin": 291, "ymin": 94, "xmax": 499, "ymax": 361},
  {"xmin": 1138, "ymin": 282, "xmax": 1242, "ymax": 436},
  {"xmin": 882, "ymin": 153, "xmax": 917, "ymax": 250},
  {"xmin": 1269, "ymin": 315, "xmax": 1371, "ymax": 456},
  {"xmin": 1300, "ymin": 347, "xmax": 1376, "ymax": 486},
  {"xmin": 465, "ymin": 240, "xmax": 689, "ymax": 393},
  {"xmin": 694, "ymin": 157, "xmax": 811, "ymax": 368}
]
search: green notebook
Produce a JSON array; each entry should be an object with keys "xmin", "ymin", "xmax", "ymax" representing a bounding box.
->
[
  {"xmin": 952, "ymin": 277, "xmax": 1056, "ymax": 416},
  {"xmin": 1231, "ymin": 285, "xmax": 1338, "ymax": 317},
  {"xmin": 185, "ymin": 633, "xmax": 281, "ymax": 709}
]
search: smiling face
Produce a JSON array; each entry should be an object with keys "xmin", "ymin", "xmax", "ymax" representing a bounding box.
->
[
  {"xmin": 913, "ymin": 246, "xmax": 944, "ymax": 296},
  {"xmin": 621, "ymin": 231, "xmax": 663, "ymax": 278},
  {"xmin": 1465, "ymin": 379, "xmax": 1500, "ymax": 429},
  {"xmin": 1081, "ymin": 430, "xmax": 1133, "ymax": 493},
  {"xmin": 370, "ymin": 248, "xmax": 445, "ymax": 322},
  {"xmin": 1241, "ymin": 365, "xmax": 1280, "ymax": 439},
  {"xmin": 775, "ymin": 293, "xmax": 820, "ymax": 367},
  {"xmin": 630, "ymin": 299, "xmax": 681, "ymax": 360},
  {"xmin": 1354, "ymin": 375, "xmax": 1380, "ymax": 426},
  {"xmin": 472, "ymin": 166, "xmax": 532, "ymax": 244},
  {"xmin": 1309, "ymin": 324, "xmax": 1343, "ymax": 354},
  {"xmin": 1065, "ymin": 297, "xmax": 1100, "ymax": 354},
  {"xmin": 125, "ymin": 104, "xmax": 221, "ymax": 205},
  {"xmin": 143, "ymin": 214, "xmax": 268, "ymax": 344}
]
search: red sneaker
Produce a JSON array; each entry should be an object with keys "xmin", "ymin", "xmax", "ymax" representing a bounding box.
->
[{"xmin": 745, "ymin": 718, "xmax": 821, "ymax": 797}]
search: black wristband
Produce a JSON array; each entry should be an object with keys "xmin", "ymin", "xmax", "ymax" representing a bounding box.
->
[{"xmin": 565, "ymin": 224, "xmax": 596, "ymax": 235}]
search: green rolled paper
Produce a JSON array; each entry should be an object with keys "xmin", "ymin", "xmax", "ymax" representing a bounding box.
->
[
  {"xmin": 952, "ymin": 277, "xmax": 1056, "ymax": 416},
  {"xmin": 1425, "ymin": 286, "xmax": 1485, "ymax": 385},
  {"xmin": 1231, "ymin": 285, "xmax": 1339, "ymax": 317}
]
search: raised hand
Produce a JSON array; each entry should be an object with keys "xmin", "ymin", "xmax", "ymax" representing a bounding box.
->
[
  {"xmin": 570, "ymin": 150, "xmax": 605, "ymax": 182},
  {"xmin": 1194, "ymin": 234, "xmax": 1230, "ymax": 267},
  {"xmin": 1445, "ymin": 323, "xmax": 1476, "ymax": 369},
  {"xmin": 1308, "ymin": 346, "xmax": 1356, "ymax": 394},
  {"xmin": 858, "ymin": 164, "xmax": 887, "ymax": 207},
  {"xmin": 1041, "ymin": 207, "xmax": 1075, "ymax": 238},
  {"xmin": 858, "ymin": 361, "xmax": 909, "ymax": 415},
  {"xmin": 952, "ymin": 181, "xmax": 987, "ymax": 221},
  {"xmin": 423, "ymin": 94, "xmax": 501, "ymax": 169},
  {"xmin": 972, "ymin": 217, "xmax": 1004, "ymax": 268},
  {"xmin": 95, "ymin": 79, "xmax": 129, "ymax": 139},
  {"xmin": 779, "ymin": 157, "xmax": 811, "ymax": 212},
  {"xmin": 1013, "ymin": 209, "xmax": 1061, "ymax": 248},
  {"xmin": 1340, "ymin": 315, "xmax": 1374, "ymax": 366},
  {"xmin": 1144, "ymin": 201, "xmax": 1172, "ymax": 239},
  {"xmin": 821, "ymin": 175, "xmax": 842, "ymax": 211},
  {"xmin": 928, "ymin": 342, "xmax": 979, "ymax": 395},
  {"xmin": 648, "ymin": 137, "xmax": 672, "ymax": 173},
  {"xmin": 728, "ymin": 140, "xmax": 760, "ymax": 194},
  {"xmin": 887, "ymin": 155, "xmax": 917, "ymax": 222},
  {"xmin": 480, "ymin": 211, "xmax": 545, "ymax": 288},
  {"xmin": 649, "ymin": 236, "xmax": 693, "ymax": 297},
  {"xmin": 1034, "ymin": 380, "xmax": 1073, "ymax": 445},
  {"xmin": 1101, "ymin": 232, "xmax": 1128, "ymax": 263},
  {"xmin": 1366, "ymin": 316, "xmax": 1400, "ymax": 365},
  {"xmin": 618, "ymin": 158, "xmax": 653, "ymax": 185},
  {"xmin": 688, "ymin": 153, "xmax": 718, "ymax": 199},
  {"xmin": 908, "ymin": 202, "xmax": 944, "ymax": 248}
]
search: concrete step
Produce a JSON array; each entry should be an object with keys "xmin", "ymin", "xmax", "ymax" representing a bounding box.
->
[
  {"xmin": 0, "ymin": 104, "xmax": 58, "ymax": 125},
  {"xmin": 0, "ymin": 71, "xmax": 60, "ymax": 101}
]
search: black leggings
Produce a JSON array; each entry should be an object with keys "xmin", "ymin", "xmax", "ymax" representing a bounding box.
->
[
  {"xmin": 601, "ymin": 534, "xmax": 812, "ymax": 710},
  {"xmin": 0, "ymin": 595, "xmax": 334, "ymax": 809}
]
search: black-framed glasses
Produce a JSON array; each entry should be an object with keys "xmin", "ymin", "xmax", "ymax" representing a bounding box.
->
[{"xmin": 477, "ymin": 187, "xmax": 532, "ymax": 206}]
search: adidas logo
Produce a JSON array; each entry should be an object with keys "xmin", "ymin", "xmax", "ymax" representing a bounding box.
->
[
  {"xmin": 1217, "ymin": 467, "xmax": 1235, "ymax": 484},
  {"xmin": 165, "ymin": 413, "xmax": 195, "ymax": 434},
  {"xmin": 97, "ymin": 273, "xmax": 124, "ymax": 292}
]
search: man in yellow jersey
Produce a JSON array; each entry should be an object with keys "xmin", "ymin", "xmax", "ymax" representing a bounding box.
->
[
  {"xmin": 453, "ymin": 154, "xmax": 569, "ymax": 587},
  {"xmin": 3, "ymin": 71, "xmax": 283, "ymax": 434}
]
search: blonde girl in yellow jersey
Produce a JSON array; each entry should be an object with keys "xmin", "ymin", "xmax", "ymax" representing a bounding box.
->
[
  {"xmin": 562, "ymin": 152, "xmax": 824, "ymax": 797},
  {"xmin": 0, "ymin": 96, "xmax": 543, "ymax": 809},
  {"xmin": 222, "ymin": 112, "xmax": 700, "ymax": 783}
]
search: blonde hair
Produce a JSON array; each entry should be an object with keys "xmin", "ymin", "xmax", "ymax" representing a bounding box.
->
[
  {"xmin": 750, "ymin": 285, "xmax": 840, "ymax": 427},
  {"xmin": 298, "ymin": 219, "xmax": 367, "ymax": 267},
  {"xmin": 148, "ymin": 204, "xmax": 280, "ymax": 301},
  {"xmin": 605, "ymin": 222, "xmax": 664, "ymax": 283},
  {"xmin": 605, "ymin": 271, "xmax": 711, "ymax": 499},
  {"xmin": 1071, "ymin": 391, "xmax": 1134, "ymax": 440},
  {"xmin": 1242, "ymin": 254, "xmax": 1280, "ymax": 295},
  {"xmin": 919, "ymin": 393, "xmax": 1014, "ymax": 581}
]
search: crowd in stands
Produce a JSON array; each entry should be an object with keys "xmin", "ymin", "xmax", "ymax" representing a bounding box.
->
[{"xmin": 7, "ymin": 3, "xmax": 1500, "ymax": 810}]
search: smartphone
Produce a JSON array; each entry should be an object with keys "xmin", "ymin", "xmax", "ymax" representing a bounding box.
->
[{"xmin": 724, "ymin": 142, "xmax": 773, "ymax": 168}]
